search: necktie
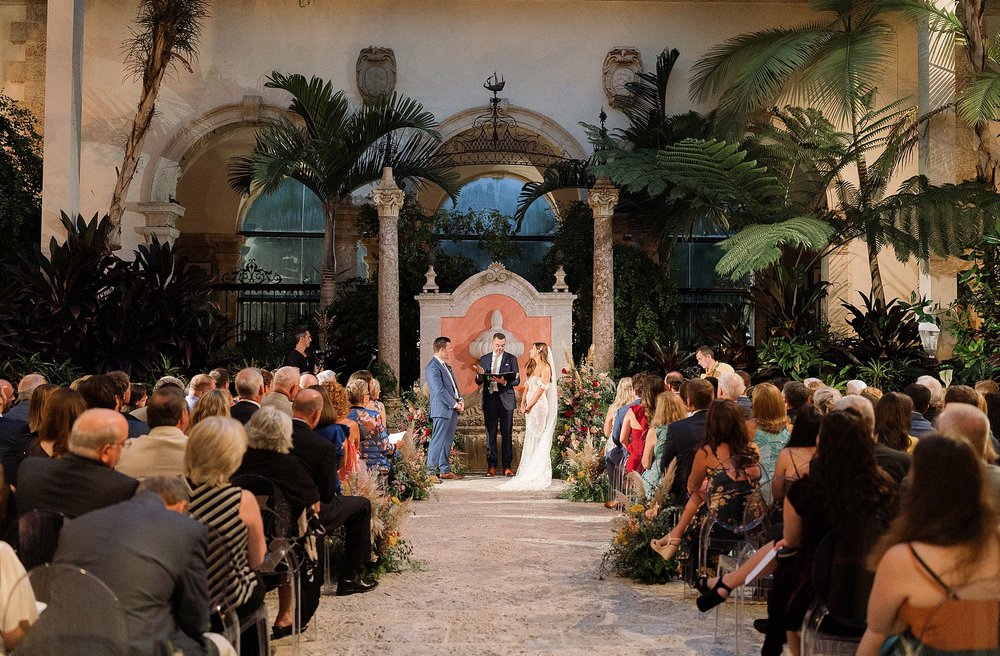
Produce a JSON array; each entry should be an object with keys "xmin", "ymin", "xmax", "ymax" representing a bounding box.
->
[{"xmin": 490, "ymin": 353, "xmax": 500, "ymax": 393}]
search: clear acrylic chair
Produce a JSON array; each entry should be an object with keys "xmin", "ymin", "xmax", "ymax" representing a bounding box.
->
[{"xmin": 4, "ymin": 563, "xmax": 127, "ymax": 655}]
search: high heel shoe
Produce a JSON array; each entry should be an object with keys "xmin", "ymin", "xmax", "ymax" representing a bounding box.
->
[
  {"xmin": 649, "ymin": 536, "xmax": 681, "ymax": 561},
  {"xmin": 696, "ymin": 576, "xmax": 733, "ymax": 612},
  {"xmin": 271, "ymin": 624, "xmax": 294, "ymax": 640}
]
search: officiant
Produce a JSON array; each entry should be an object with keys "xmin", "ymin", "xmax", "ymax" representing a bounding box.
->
[{"xmin": 475, "ymin": 333, "xmax": 520, "ymax": 477}]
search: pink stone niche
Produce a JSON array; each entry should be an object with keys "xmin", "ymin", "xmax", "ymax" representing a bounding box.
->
[{"xmin": 440, "ymin": 294, "xmax": 552, "ymax": 397}]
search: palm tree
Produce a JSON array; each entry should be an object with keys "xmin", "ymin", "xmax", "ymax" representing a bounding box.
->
[
  {"xmin": 229, "ymin": 72, "xmax": 458, "ymax": 312},
  {"xmin": 111, "ymin": 0, "xmax": 209, "ymax": 250}
]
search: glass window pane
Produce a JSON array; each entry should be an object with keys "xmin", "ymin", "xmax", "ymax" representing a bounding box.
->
[
  {"xmin": 241, "ymin": 236, "xmax": 322, "ymax": 284},
  {"xmin": 243, "ymin": 179, "xmax": 324, "ymax": 233}
]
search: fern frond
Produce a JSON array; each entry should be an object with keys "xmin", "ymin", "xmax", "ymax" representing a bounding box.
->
[{"xmin": 716, "ymin": 216, "xmax": 835, "ymax": 279}]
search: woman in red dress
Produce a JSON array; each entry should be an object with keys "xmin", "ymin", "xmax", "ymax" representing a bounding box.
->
[{"xmin": 621, "ymin": 376, "xmax": 665, "ymax": 473}]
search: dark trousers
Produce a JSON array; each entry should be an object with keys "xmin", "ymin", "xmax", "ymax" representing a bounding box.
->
[
  {"xmin": 318, "ymin": 495, "xmax": 372, "ymax": 580},
  {"xmin": 483, "ymin": 393, "xmax": 514, "ymax": 469}
]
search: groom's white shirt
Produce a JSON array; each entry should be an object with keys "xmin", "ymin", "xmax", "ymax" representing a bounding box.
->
[{"xmin": 435, "ymin": 355, "xmax": 461, "ymax": 407}]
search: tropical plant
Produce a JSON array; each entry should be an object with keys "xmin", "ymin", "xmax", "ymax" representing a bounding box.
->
[
  {"xmin": 944, "ymin": 219, "xmax": 1000, "ymax": 382},
  {"xmin": 229, "ymin": 72, "xmax": 458, "ymax": 313},
  {"xmin": 0, "ymin": 213, "xmax": 222, "ymax": 379},
  {"xmin": 754, "ymin": 261, "xmax": 831, "ymax": 339},
  {"xmin": 0, "ymin": 95, "xmax": 42, "ymax": 259},
  {"xmin": 839, "ymin": 292, "xmax": 928, "ymax": 365},
  {"xmin": 110, "ymin": 0, "xmax": 209, "ymax": 249},
  {"xmin": 758, "ymin": 334, "xmax": 834, "ymax": 380}
]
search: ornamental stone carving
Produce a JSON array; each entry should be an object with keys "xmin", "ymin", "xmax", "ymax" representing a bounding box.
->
[
  {"xmin": 484, "ymin": 262, "xmax": 510, "ymax": 283},
  {"xmin": 602, "ymin": 47, "xmax": 643, "ymax": 108},
  {"xmin": 356, "ymin": 46, "xmax": 397, "ymax": 101}
]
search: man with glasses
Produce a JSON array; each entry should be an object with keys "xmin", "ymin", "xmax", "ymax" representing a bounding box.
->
[{"xmin": 17, "ymin": 408, "xmax": 139, "ymax": 518}]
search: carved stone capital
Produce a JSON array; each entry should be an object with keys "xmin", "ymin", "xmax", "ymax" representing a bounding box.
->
[
  {"xmin": 136, "ymin": 201, "xmax": 185, "ymax": 245},
  {"xmin": 603, "ymin": 47, "xmax": 643, "ymax": 108},
  {"xmin": 588, "ymin": 178, "xmax": 619, "ymax": 218},
  {"xmin": 371, "ymin": 167, "xmax": 405, "ymax": 217}
]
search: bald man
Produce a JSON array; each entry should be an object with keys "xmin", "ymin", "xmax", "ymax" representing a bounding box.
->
[
  {"xmin": 935, "ymin": 404, "xmax": 1000, "ymax": 500},
  {"xmin": 17, "ymin": 408, "xmax": 139, "ymax": 518},
  {"xmin": 0, "ymin": 379, "xmax": 13, "ymax": 414},
  {"xmin": 6, "ymin": 373, "xmax": 46, "ymax": 423}
]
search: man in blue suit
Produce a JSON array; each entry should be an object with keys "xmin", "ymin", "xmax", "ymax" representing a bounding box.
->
[
  {"xmin": 474, "ymin": 333, "xmax": 520, "ymax": 476},
  {"xmin": 426, "ymin": 336, "xmax": 464, "ymax": 479}
]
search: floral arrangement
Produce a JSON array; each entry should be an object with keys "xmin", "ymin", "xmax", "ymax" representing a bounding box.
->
[
  {"xmin": 563, "ymin": 434, "xmax": 610, "ymax": 502},
  {"xmin": 338, "ymin": 466, "xmax": 415, "ymax": 580},
  {"xmin": 600, "ymin": 470, "xmax": 681, "ymax": 584},
  {"xmin": 552, "ymin": 348, "xmax": 614, "ymax": 496},
  {"xmin": 390, "ymin": 431, "xmax": 435, "ymax": 501}
]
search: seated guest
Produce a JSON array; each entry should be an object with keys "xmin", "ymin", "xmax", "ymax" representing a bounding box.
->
[
  {"xmin": 208, "ymin": 368, "xmax": 231, "ymax": 395},
  {"xmin": 299, "ymin": 373, "xmax": 318, "ymax": 390},
  {"xmin": 771, "ymin": 404, "xmax": 821, "ymax": 502},
  {"xmin": 116, "ymin": 387, "xmax": 189, "ymax": 479},
  {"xmin": 124, "ymin": 383, "xmax": 147, "ymax": 414},
  {"xmin": 975, "ymin": 379, "xmax": 999, "ymax": 395},
  {"xmin": 54, "ymin": 476, "xmax": 235, "ymax": 656},
  {"xmin": 189, "ymin": 389, "xmax": 232, "ymax": 428},
  {"xmin": 368, "ymin": 378, "xmax": 388, "ymax": 428},
  {"xmin": 346, "ymin": 379, "xmax": 393, "ymax": 472},
  {"xmin": 876, "ymin": 392, "xmax": 919, "ymax": 452},
  {"xmin": 0, "ymin": 379, "xmax": 13, "ymax": 414},
  {"xmin": 320, "ymin": 379, "xmax": 361, "ymax": 479},
  {"xmin": 24, "ymin": 383, "xmax": 58, "ymax": 439},
  {"xmin": 17, "ymin": 408, "xmax": 138, "ymax": 518},
  {"xmin": 838, "ymin": 395, "xmax": 911, "ymax": 485},
  {"xmin": 261, "ymin": 366, "xmax": 298, "ymax": 416},
  {"xmin": 810, "ymin": 386, "xmax": 841, "ymax": 415},
  {"xmin": 640, "ymin": 390, "xmax": 686, "ymax": 498},
  {"xmin": 664, "ymin": 371, "xmax": 684, "ymax": 393},
  {"xmin": 310, "ymin": 384, "xmax": 351, "ymax": 471},
  {"xmin": 845, "ymin": 379, "xmax": 867, "ymax": 395},
  {"xmin": 0, "ymin": 403, "xmax": 27, "ymax": 489},
  {"xmin": 651, "ymin": 399, "xmax": 760, "ymax": 562},
  {"xmin": 290, "ymin": 390, "xmax": 377, "ymax": 599},
  {"xmin": 130, "ymin": 376, "xmax": 184, "ymax": 423},
  {"xmin": 0, "ymin": 541, "xmax": 37, "ymax": 651},
  {"xmin": 621, "ymin": 376, "xmax": 665, "ymax": 475},
  {"xmin": 235, "ymin": 406, "xmax": 319, "ymax": 638},
  {"xmin": 935, "ymin": 403, "xmax": 1000, "ymax": 499},
  {"xmin": 230, "ymin": 368, "xmax": 265, "ymax": 424},
  {"xmin": 782, "ymin": 381, "xmax": 809, "ymax": 425},
  {"xmin": 603, "ymin": 375, "xmax": 638, "ymax": 508},
  {"xmin": 107, "ymin": 371, "xmax": 148, "ymax": 438},
  {"xmin": 749, "ymin": 382, "xmax": 790, "ymax": 478},
  {"xmin": 186, "ymin": 373, "xmax": 216, "ymax": 411},
  {"xmin": 860, "ymin": 386, "xmax": 884, "ymax": 407},
  {"xmin": 659, "ymin": 378, "xmax": 713, "ymax": 501},
  {"xmin": 857, "ymin": 436, "xmax": 1000, "ymax": 656},
  {"xmin": 185, "ymin": 418, "xmax": 265, "ymax": 654},
  {"xmin": 902, "ymin": 383, "xmax": 934, "ymax": 437},
  {"xmin": 6, "ymin": 374, "xmax": 47, "ymax": 423},
  {"xmin": 25, "ymin": 388, "xmax": 87, "ymax": 459},
  {"xmin": 916, "ymin": 375, "xmax": 944, "ymax": 421},
  {"xmin": 718, "ymin": 372, "xmax": 751, "ymax": 419},
  {"xmin": 78, "ymin": 374, "xmax": 148, "ymax": 438},
  {"xmin": 945, "ymin": 384, "xmax": 1000, "ymax": 455}
]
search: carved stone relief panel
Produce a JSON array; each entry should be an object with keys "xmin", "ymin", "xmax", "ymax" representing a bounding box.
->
[
  {"xmin": 356, "ymin": 46, "xmax": 397, "ymax": 101},
  {"xmin": 602, "ymin": 47, "xmax": 643, "ymax": 108}
]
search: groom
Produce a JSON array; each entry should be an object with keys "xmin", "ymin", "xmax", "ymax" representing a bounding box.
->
[{"xmin": 475, "ymin": 333, "xmax": 520, "ymax": 477}]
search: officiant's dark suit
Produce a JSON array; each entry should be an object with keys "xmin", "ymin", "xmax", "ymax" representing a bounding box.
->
[{"xmin": 475, "ymin": 334, "xmax": 520, "ymax": 472}]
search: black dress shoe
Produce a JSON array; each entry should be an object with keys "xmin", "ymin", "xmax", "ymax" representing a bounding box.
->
[
  {"xmin": 337, "ymin": 576, "xmax": 379, "ymax": 596},
  {"xmin": 753, "ymin": 618, "xmax": 768, "ymax": 634},
  {"xmin": 271, "ymin": 624, "xmax": 293, "ymax": 640}
]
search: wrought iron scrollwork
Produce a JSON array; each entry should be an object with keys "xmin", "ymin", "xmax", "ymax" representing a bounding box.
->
[{"xmin": 220, "ymin": 259, "xmax": 283, "ymax": 285}]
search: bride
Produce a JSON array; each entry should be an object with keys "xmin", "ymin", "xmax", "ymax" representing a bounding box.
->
[{"xmin": 499, "ymin": 342, "xmax": 557, "ymax": 491}]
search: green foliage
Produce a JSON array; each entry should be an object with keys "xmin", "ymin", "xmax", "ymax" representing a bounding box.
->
[
  {"xmin": 0, "ymin": 354, "xmax": 82, "ymax": 389},
  {"xmin": 840, "ymin": 292, "xmax": 927, "ymax": 364},
  {"xmin": 944, "ymin": 222, "xmax": 1000, "ymax": 384},
  {"xmin": 613, "ymin": 247, "xmax": 677, "ymax": 375},
  {"xmin": 754, "ymin": 263, "xmax": 831, "ymax": 339},
  {"xmin": 0, "ymin": 214, "xmax": 224, "ymax": 379},
  {"xmin": 855, "ymin": 358, "xmax": 908, "ymax": 391},
  {"xmin": 0, "ymin": 96, "xmax": 41, "ymax": 259},
  {"xmin": 758, "ymin": 333, "xmax": 834, "ymax": 380},
  {"xmin": 124, "ymin": 0, "xmax": 209, "ymax": 82},
  {"xmin": 698, "ymin": 302, "xmax": 756, "ymax": 371},
  {"xmin": 538, "ymin": 203, "xmax": 595, "ymax": 357},
  {"xmin": 717, "ymin": 217, "xmax": 835, "ymax": 279}
]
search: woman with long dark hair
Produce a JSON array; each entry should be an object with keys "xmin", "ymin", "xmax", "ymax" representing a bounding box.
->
[
  {"xmin": 650, "ymin": 399, "xmax": 760, "ymax": 561},
  {"xmin": 858, "ymin": 435, "xmax": 1000, "ymax": 655},
  {"xmin": 875, "ymin": 392, "xmax": 917, "ymax": 452},
  {"xmin": 771, "ymin": 404, "xmax": 821, "ymax": 501},
  {"xmin": 621, "ymin": 375, "xmax": 665, "ymax": 474}
]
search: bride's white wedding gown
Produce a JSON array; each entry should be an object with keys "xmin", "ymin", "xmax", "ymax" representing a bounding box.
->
[{"xmin": 498, "ymin": 375, "xmax": 553, "ymax": 491}]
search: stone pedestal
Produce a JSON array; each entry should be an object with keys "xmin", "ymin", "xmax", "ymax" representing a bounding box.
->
[
  {"xmin": 136, "ymin": 201, "xmax": 185, "ymax": 245},
  {"xmin": 588, "ymin": 178, "xmax": 618, "ymax": 374},
  {"xmin": 371, "ymin": 167, "xmax": 405, "ymax": 384}
]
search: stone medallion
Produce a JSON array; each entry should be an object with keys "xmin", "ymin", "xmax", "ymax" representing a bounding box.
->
[
  {"xmin": 602, "ymin": 47, "xmax": 643, "ymax": 108},
  {"xmin": 356, "ymin": 46, "xmax": 397, "ymax": 101}
]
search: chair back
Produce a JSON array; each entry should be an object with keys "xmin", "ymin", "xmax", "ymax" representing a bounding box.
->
[
  {"xmin": 6, "ymin": 563, "xmax": 128, "ymax": 655},
  {"xmin": 899, "ymin": 576, "xmax": 1000, "ymax": 655},
  {"xmin": 231, "ymin": 474, "xmax": 295, "ymax": 539},
  {"xmin": 811, "ymin": 526, "xmax": 877, "ymax": 629},
  {"xmin": 17, "ymin": 509, "xmax": 65, "ymax": 571}
]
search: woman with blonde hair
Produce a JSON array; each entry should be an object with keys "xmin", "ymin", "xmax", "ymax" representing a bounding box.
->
[
  {"xmin": 750, "ymin": 382, "xmax": 790, "ymax": 478},
  {"xmin": 184, "ymin": 416, "xmax": 265, "ymax": 653},
  {"xmin": 321, "ymin": 379, "xmax": 361, "ymax": 478},
  {"xmin": 640, "ymin": 390, "xmax": 687, "ymax": 497},
  {"xmin": 603, "ymin": 376, "xmax": 638, "ymax": 508},
  {"xmin": 189, "ymin": 389, "xmax": 232, "ymax": 428},
  {"xmin": 858, "ymin": 435, "xmax": 1000, "ymax": 655}
]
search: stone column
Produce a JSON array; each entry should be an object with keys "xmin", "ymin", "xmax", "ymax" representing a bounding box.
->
[
  {"xmin": 588, "ymin": 178, "xmax": 618, "ymax": 373},
  {"xmin": 136, "ymin": 202, "xmax": 185, "ymax": 246},
  {"xmin": 371, "ymin": 167, "xmax": 405, "ymax": 386}
]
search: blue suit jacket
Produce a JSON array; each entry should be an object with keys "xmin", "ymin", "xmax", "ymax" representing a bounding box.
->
[
  {"xmin": 475, "ymin": 351, "xmax": 520, "ymax": 411},
  {"xmin": 426, "ymin": 357, "xmax": 461, "ymax": 419}
]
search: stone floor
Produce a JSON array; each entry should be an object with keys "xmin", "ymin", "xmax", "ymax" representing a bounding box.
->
[{"xmin": 272, "ymin": 477, "xmax": 767, "ymax": 655}]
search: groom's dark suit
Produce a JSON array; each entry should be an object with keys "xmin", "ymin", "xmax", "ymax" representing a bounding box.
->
[{"xmin": 476, "ymin": 351, "xmax": 520, "ymax": 470}]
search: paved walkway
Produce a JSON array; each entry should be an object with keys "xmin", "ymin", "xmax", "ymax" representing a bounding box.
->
[{"xmin": 274, "ymin": 477, "xmax": 765, "ymax": 655}]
